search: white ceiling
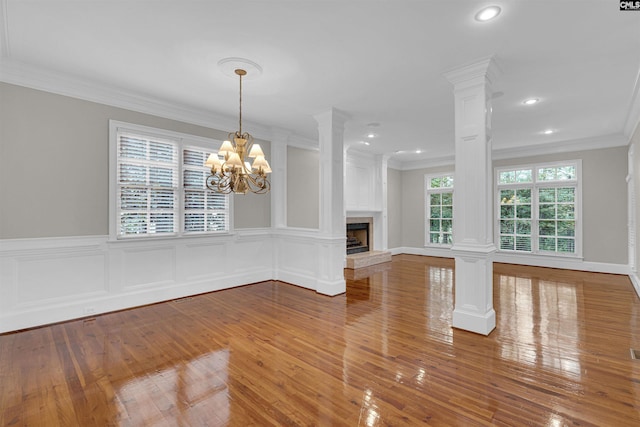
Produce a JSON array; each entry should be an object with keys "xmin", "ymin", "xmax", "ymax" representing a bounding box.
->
[{"xmin": 1, "ymin": 1, "xmax": 639, "ymax": 165}]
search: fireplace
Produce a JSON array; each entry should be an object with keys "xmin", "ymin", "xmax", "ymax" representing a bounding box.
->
[{"xmin": 346, "ymin": 217, "xmax": 373, "ymax": 255}]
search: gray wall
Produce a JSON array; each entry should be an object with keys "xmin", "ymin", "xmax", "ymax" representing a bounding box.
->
[
  {"xmin": 387, "ymin": 167, "xmax": 403, "ymax": 249},
  {"xmin": 287, "ymin": 146, "xmax": 319, "ymax": 229},
  {"xmin": 494, "ymin": 146, "xmax": 628, "ymax": 264},
  {"xmin": 233, "ymin": 141, "xmax": 271, "ymax": 229},
  {"xmin": 633, "ymin": 125, "xmax": 640, "ymax": 272},
  {"xmin": 0, "ymin": 82, "xmax": 270, "ymax": 238},
  {"xmin": 394, "ymin": 146, "xmax": 628, "ymax": 264}
]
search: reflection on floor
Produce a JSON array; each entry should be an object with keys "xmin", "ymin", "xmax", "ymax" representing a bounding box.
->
[{"xmin": 1, "ymin": 254, "xmax": 639, "ymax": 426}]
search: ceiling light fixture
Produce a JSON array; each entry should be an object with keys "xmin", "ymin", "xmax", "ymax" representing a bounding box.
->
[
  {"xmin": 523, "ymin": 98, "xmax": 539, "ymax": 105},
  {"xmin": 475, "ymin": 6, "xmax": 501, "ymax": 22},
  {"xmin": 205, "ymin": 68, "xmax": 271, "ymax": 194},
  {"xmin": 543, "ymin": 129, "xmax": 554, "ymax": 135},
  {"xmin": 367, "ymin": 133, "xmax": 376, "ymax": 138}
]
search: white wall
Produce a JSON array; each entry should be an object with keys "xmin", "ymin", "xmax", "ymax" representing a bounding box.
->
[{"xmin": 345, "ymin": 150, "xmax": 386, "ymax": 250}]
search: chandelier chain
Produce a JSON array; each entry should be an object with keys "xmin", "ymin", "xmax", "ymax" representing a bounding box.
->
[{"xmin": 238, "ymin": 70, "xmax": 243, "ymax": 135}]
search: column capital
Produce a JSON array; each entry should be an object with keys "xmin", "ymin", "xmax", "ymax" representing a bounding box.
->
[
  {"xmin": 443, "ymin": 56, "xmax": 500, "ymax": 87},
  {"xmin": 313, "ymin": 108, "xmax": 350, "ymax": 130}
]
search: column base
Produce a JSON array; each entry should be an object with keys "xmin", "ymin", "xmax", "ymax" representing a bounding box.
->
[
  {"xmin": 452, "ymin": 307, "xmax": 496, "ymax": 336},
  {"xmin": 317, "ymin": 278, "xmax": 346, "ymax": 296}
]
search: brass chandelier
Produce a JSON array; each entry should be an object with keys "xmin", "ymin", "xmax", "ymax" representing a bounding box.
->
[{"xmin": 206, "ymin": 68, "xmax": 271, "ymax": 194}]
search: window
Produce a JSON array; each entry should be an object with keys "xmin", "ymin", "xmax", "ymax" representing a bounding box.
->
[
  {"xmin": 425, "ymin": 174, "xmax": 454, "ymax": 246},
  {"xmin": 183, "ymin": 148, "xmax": 229, "ymax": 232},
  {"xmin": 111, "ymin": 121, "xmax": 230, "ymax": 239},
  {"xmin": 496, "ymin": 161, "xmax": 580, "ymax": 256},
  {"xmin": 117, "ymin": 132, "xmax": 178, "ymax": 236}
]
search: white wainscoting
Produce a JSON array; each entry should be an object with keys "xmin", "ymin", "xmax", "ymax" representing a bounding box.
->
[
  {"xmin": 0, "ymin": 228, "xmax": 344, "ymax": 333},
  {"xmin": 272, "ymin": 228, "xmax": 346, "ymax": 296}
]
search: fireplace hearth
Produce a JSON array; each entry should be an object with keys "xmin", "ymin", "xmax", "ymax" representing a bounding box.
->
[{"xmin": 345, "ymin": 216, "xmax": 391, "ymax": 269}]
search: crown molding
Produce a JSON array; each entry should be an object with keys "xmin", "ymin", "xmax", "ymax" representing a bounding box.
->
[
  {"xmin": 492, "ymin": 133, "xmax": 628, "ymax": 160},
  {"xmin": 389, "ymin": 133, "xmax": 628, "ymax": 171},
  {"xmin": 396, "ymin": 155, "xmax": 455, "ymax": 171},
  {"xmin": 0, "ymin": 59, "xmax": 312, "ymax": 144}
]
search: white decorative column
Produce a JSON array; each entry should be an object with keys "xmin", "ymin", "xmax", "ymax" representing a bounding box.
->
[
  {"xmin": 378, "ymin": 154, "xmax": 389, "ymax": 250},
  {"xmin": 269, "ymin": 129, "xmax": 289, "ymax": 229},
  {"xmin": 444, "ymin": 58, "xmax": 498, "ymax": 335},
  {"xmin": 314, "ymin": 108, "xmax": 349, "ymax": 296}
]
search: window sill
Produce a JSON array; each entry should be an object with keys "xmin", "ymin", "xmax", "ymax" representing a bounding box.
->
[{"xmin": 108, "ymin": 232, "xmax": 236, "ymax": 245}]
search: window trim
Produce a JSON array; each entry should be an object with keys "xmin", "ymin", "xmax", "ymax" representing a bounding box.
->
[
  {"xmin": 494, "ymin": 160, "xmax": 582, "ymax": 258},
  {"xmin": 424, "ymin": 172, "xmax": 454, "ymax": 247},
  {"xmin": 109, "ymin": 120, "xmax": 233, "ymax": 241}
]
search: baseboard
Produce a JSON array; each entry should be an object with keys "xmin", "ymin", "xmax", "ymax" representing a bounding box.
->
[
  {"xmin": 0, "ymin": 268, "xmax": 273, "ymax": 333},
  {"xmin": 629, "ymin": 272, "xmax": 640, "ymax": 300}
]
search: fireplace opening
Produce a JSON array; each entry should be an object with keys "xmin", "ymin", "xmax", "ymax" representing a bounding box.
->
[{"xmin": 346, "ymin": 222, "xmax": 369, "ymax": 255}]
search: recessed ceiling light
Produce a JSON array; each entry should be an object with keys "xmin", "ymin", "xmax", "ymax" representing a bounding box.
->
[
  {"xmin": 416, "ymin": 150, "xmax": 422, "ymax": 154},
  {"xmin": 361, "ymin": 141, "xmax": 370, "ymax": 146},
  {"xmin": 367, "ymin": 133, "xmax": 376, "ymax": 138},
  {"xmin": 475, "ymin": 6, "xmax": 501, "ymax": 22},
  {"xmin": 523, "ymin": 98, "xmax": 539, "ymax": 105},
  {"xmin": 543, "ymin": 129, "xmax": 554, "ymax": 135}
]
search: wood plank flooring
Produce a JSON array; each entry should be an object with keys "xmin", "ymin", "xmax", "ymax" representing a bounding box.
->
[{"xmin": 2, "ymin": 254, "xmax": 640, "ymax": 426}]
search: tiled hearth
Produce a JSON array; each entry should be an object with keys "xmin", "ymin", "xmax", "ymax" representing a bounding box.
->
[{"xmin": 346, "ymin": 250, "xmax": 392, "ymax": 269}]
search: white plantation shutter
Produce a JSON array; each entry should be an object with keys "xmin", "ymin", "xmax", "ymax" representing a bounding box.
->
[
  {"xmin": 496, "ymin": 161, "xmax": 580, "ymax": 256},
  {"xmin": 117, "ymin": 132, "xmax": 178, "ymax": 236},
  {"xmin": 183, "ymin": 148, "xmax": 229, "ymax": 232}
]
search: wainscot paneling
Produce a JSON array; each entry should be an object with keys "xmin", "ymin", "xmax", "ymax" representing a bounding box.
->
[
  {"xmin": 0, "ymin": 228, "xmax": 346, "ymax": 333},
  {"xmin": 273, "ymin": 228, "xmax": 346, "ymax": 296},
  {"xmin": 122, "ymin": 246, "xmax": 176, "ymax": 289},
  {"xmin": 16, "ymin": 252, "xmax": 107, "ymax": 304}
]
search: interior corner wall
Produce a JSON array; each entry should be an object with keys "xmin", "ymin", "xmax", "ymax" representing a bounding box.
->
[
  {"xmin": 387, "ymin": 167, "xmax": 403, "ymax": 249},
  {"xmin": 286, "ymin": 146, "xmax": 319, "ymax": 229},
  {"xmin": 0, "ymin": 82, "xmax": 270, "ymax": 239}
]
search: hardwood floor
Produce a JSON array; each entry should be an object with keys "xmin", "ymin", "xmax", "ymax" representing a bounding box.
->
[{"xmin": 1, "ymin": 254, "xmax": 640, "ymax": 426}]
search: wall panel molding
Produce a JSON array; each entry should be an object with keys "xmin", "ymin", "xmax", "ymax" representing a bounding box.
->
[{"xmin": 0, "ymin": 229, "xmax": 345, "ymax": 333}]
